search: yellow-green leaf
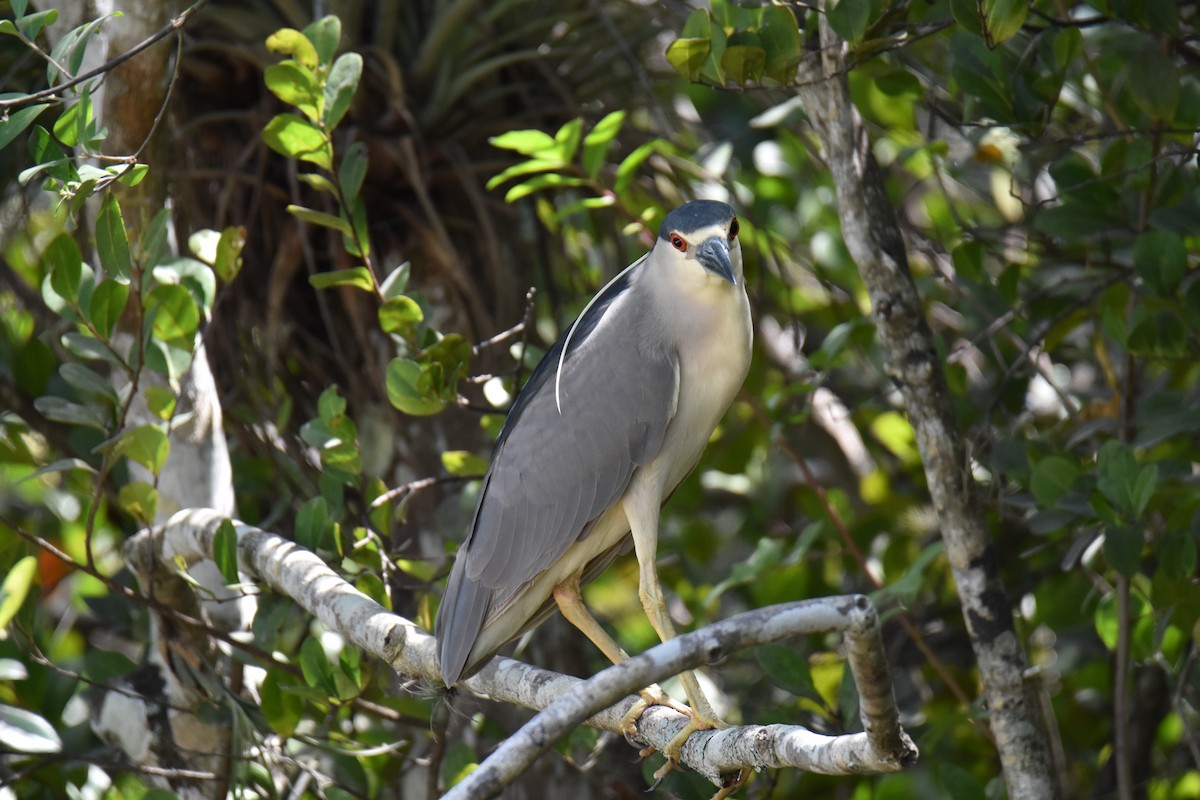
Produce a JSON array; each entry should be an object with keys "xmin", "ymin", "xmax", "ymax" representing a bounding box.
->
[
  {"xmin": 0, "ymin": 556, "xmax": 38, "ymax": 632},
  {"xmin": 441, "ymin": 450, "xmax": 488, "ymax": 478}
]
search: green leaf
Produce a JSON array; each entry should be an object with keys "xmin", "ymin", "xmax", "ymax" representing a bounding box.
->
[
  {"xmin": 553, "ymin": 118, "xmax": 583, "ymax": 162},
  {"xmin": 118, "ymin": 481, "xmax": 158, "ymax": 522},
  {"xmin": 0, "ymin": 705, "xmax": 61, "ymax": 754},
  {"xmin": 299, "ymin": 636, "xmax": 337, "ymax": 694},
  {"xmin": 504, "ymin": 173, "xmax": 586, "ymax": 203},
  {"xmin": 441, "ymin": 450, "xmax": 488, "ymax": 478},
  {"xmin": 115, "ymin": 162, "xmax": 148, "ymax": 187},
  {"xmin": 323, "ymin": 52, "xmax": 362, "ymax": 130},
  {"xmin": 1129, "ymin": 46, "xmax": 1179, "ymax": 120},
  {"xmin": 95, "ymin": 193, "xmax": 132, "ymax": 280},
  {"xmin": 1030, "ymin": 456, "xmax": 1079, "ymax": 506},
  {"xmin": 145, "ymin": 386, "xmax": 177, "ymax": 420},
  {"xmin": 60, "ymin": 362, "xmax": 117, "ymax": 405},
  {"xmin": 113, "ymin": 424, "xmax": 170, "ymax": 475},
  {"xmin": 265, "ymin": 28, "xmax": 319, "ymax": 71},
  {"xmin": 982, "ymin": 0, "xmax": 1028, "ymax": 45},
  {"xmin": 45, "ymin": 233, "xmax": 83, "ymax": 305},
  {"xmin": 89, "ymin": 279, "xmax": 128, "ymax": 340},
  {"xmin": 139, "ymin": 207, "xmax": 170, "ymax": 268},
  {"xmin": 614, "ymin": 139, "xmax": 665, "ymax": 195},
  {"xmin": 1134, "ymin": 230, "xmax": 1187, "ymax": 297},
  {"xmin": 265, "ymin": 61, "xmax": 323, "ymax": 122},
  {"xmin": 0, "ymin": 102, "xmax": 49, "ymax": 152},
  {"xmin": 1129, "ymin": 463, "xmax": 1158, "ymax": 518},
  {"xmin": 949, "ymin": 0, "xmax": 984, "ymax": 36},
  {"xmin": 318, "ymin": 385, "xmax": 346, "ymax": 423},
  {"xmin": 380, "ymin": 262, "xmax": 411, "ymax": 299},
  {"xmin": 296, "ymin": 496, "xmax": 330, "ymax": 551},
  {"xmin": 0, "ymin": 556, "xmax": 38, "ymax": 632},
  {"xmin": 386, "ymin": 358, "xmax": 446, "ymax": 416},
  {"xmin": 52, "ymin": 95, "xmax": 93, "ymax": 147},
  {"xmin": 46, "ymin": 14, "xmax": 114, "ymax": 85},
  {"xmin": 154, "ymin": 258, "xmax": 216, "ymax": 315},
  {"xmin": 721, "ymin": 37, "xmax": 766, "ymax": 85},
  {"xmin": 287, "ymin": 204, "xmax": 351, "ymax": 236},
  {"xmin": 878, "ymin": 542, "xmax": 945, "ymax": 607},
  {"xmin": 1096, "ymin": 440, "xmax": 1137, "ymax": 514},
  {"xmin": 338, "ymin": 142, "xmax": 368, "ymax": 205},
  {"xmin": 33, "ymin": 396, "xmax": 107, "ymax": 430},
  {"xmin": 756, "ymin": 644, "xmax": 819, "ymax": 700},
  {"xmin": 486, "ymin": 159, "xmax": 567, "ymax": 191},
  {"xmin": 581, "ymin": 111, "xmax": 625, "ymax": 178},
  {"xmin": 298, "ymin": 173, "xmax": 338, "ymax": 194},
  {"xmin": 214, "ymin": 226, "xmax": 246, "ymax": 283},
  {"xmin": 828, "ymin": 0, "xmax": 872, "ymax": 43},
  {"xmin": 666, "ymin": 37, "xmax": 712, "ymax": 82},
  {"xmin": 309, "ymin": 266, "xmax": 374, "ymax": 291},
  {"xmin": 14, "ymin": 8, "xmax": 57, "ymax": 40},
  {"xmin": 262, "ymin": 113, "xmax": 332, "ymax": 169},
  {"xmin": 147, "ymin": 283, "xmax": 200, "ymax": 345},
  {"xmin": 303, "ymin": 16, "xmax": 342, "ymax": 68},
  {"xmin": 260, "ymin": 668, "xmax": 304, "ymax": 737},
  {"xmin": 759, "ymin": 6, "xmax": 803, "ymax": 84},
  {"xmin": 1104, "ymin": 525, "xmax": 1142, "ymax": 577},
  {"xmin": 936, "ymin": 764, "xmax": 988, "ymax": 800},
  {"xmin": 214, "ymin": 519, "xmax": 239, "ymax": 583},
  {"xmin": 489, "ymin": 129, "xmax": 558, "ymax": 157},
  {"xmin": 379, "ymin": 295, "xmax": 424, "ymax": 334}
]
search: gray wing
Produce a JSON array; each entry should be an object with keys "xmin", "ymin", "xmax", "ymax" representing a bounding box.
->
[{"xmin": 436, "ymin": 272, "xmax": 678, "ymax": 684}]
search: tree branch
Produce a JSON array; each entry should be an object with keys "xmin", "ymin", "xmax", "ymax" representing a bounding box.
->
[
  {"xmin": 791, "ymin": 11, "xmax": 1055, "ymax": 800},
  {"xmin": 134, "ymin": 508, "xmax": 917, "ymax": 796}
]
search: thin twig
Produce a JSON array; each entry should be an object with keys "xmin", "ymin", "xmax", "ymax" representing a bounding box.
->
[{"xmin": 0, "ymin": 0, "xmax": 210, "ymax": 110}]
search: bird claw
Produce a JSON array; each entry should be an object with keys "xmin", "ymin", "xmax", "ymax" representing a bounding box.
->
[
  {"xmin": 623, "ymin": 687, "xmax": 744, "ymax": 793},
  {"xmin": 620, "ymin": 685, "xmax": 691, "ymax": 746}
]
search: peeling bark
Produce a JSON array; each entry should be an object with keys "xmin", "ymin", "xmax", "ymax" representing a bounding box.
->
[{"xmin": 792, "ymin": 14, "xmax": 1055, "ymax": 800}]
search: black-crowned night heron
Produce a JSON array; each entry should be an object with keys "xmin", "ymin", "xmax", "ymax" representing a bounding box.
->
[{"xmin": 436, "ymin": 199, "xmax": 751, "ymax": 770}]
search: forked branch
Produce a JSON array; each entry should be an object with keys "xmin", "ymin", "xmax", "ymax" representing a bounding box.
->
[{"xmin": 130, "ymin": 508, "xmax": 917, "ymax": 797}]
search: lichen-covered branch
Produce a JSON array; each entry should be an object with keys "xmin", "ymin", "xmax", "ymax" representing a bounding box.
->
[
  {"xmin": 792, "ymin": 13, "xmax": 1054, "ymax": 800},
  {"xmin": 135, "ymin": 509, "xmax": 917, "ymax": 797}
]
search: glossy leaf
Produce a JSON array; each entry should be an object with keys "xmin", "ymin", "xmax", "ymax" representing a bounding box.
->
[
  {"xmin": 309, "ymin": 266, "xmax": 374, "ymax": 291},
  {"xmin": 118, "ymin": 481, "xmax": 158, "ymax": 522},
  {"xmin": 379, "ymin": 295, "xmax": 424, "ymax": 334},
  {"xmin": 214, "ymin": 519, "xmax": 239, "ymax": 583},
  {"xmin": 441, "ymin": 450, "xmax": 488, "ymax": 478},
  {"xmin": 265, "ymin": 28, "xmax": 319, "ymax": 71},
  {"xmin": 262, "ymin": 113, "xmax": 332, "ymax": 169},
  {"xmin": 323, "ymin": 52, "xmax": 362, "ymax": 130},
  {"xmin": 89, "ymin": 279, "xmax": 128, "ymax": 339},
  {"xmin": 95, "ymin": 193, "xmax": 131, "ymax": 281},
  {"xmin": 386, "ymin": 358, "xmax": 445, "ymax": 416},
  {"xmin": 0, "ymin": 556, "xmax": 38, "ymax": 632}
]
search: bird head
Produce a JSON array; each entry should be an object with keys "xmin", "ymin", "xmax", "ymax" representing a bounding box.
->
[{"xmin": 656, "ymin": 199, "xmax": 742, "ymax": 286}]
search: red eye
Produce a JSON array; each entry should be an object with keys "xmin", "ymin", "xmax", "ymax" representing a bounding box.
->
[
  {"xmin": 728, "ymin": 218, "xmax": 739, "ymax": 240},
  {"xmin": 669, "ymin": 233, "xmax": 686, "ymax": 252}
]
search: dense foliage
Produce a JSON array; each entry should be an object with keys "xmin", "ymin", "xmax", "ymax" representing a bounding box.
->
[{"xmin": 0, "ymin": 1, "xmax": 1197, "ymax": 798}]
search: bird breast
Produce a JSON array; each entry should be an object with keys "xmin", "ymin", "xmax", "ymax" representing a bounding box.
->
[{"xmin": 643, "ymin": 271, "xmax": 752, "ymax": 493}]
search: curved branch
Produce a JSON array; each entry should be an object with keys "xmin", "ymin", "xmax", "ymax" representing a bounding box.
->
[{"xmin": 134, "ymin": 509, "xmax": 917, "ymax": 796}]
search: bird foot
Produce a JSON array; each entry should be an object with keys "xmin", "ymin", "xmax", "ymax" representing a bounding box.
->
[
  {"xmin": 650, "ymin": 707, "xmax": 726, "ymax": 782},
  {"xmin": 619, "ymin": 684, "xmax": 693, "ymax": 747}
]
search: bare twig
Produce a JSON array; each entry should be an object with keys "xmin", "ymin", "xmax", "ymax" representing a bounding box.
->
[{"xmin": 0, "ymin": 0, "xmax": 210, "ymax": 110}]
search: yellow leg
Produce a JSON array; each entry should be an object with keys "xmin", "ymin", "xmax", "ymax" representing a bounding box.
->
[
  {"xmin": 623, "ymin": 488, "xmax": 728, "ymax": 778},
  {"xmin": 553, "ymin": 573, "xmax": 691, "ymax": 743}
]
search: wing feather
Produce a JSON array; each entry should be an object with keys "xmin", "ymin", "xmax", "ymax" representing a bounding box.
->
[{"xmin": 435, "ymin": 264, "xmax": 679, "ymax": 684}]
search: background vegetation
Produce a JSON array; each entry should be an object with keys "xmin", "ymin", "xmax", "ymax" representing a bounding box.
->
[{"xmin": 0, "ymin": 0, "xmax": 1197, "ymax": 798}]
